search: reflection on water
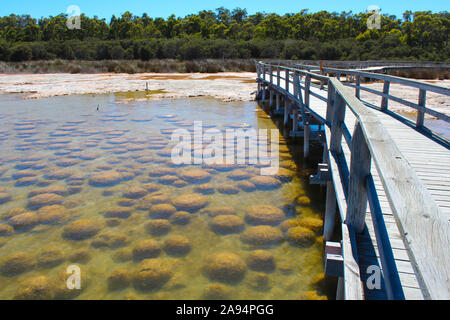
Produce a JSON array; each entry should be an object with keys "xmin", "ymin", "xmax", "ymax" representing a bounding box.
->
[{"xmin": 0, "ymin": 94, "xmax": 327, "ymax": 300}]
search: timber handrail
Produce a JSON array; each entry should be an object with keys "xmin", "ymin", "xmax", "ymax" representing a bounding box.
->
[
  {"xmin": 256, "ymin": 61, "xmax": 450, "ymax": 300},
  {"xmin": 291, "ymin": 63, "xmax": 450, "ymax": 130}
]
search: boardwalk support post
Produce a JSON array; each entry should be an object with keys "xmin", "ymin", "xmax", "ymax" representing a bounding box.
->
[
  {"xmin": 345, "ymin": 121, "xmax": 371, "ymax": 233},
  {"xmin": 416, "ymin": 89, "xmax": 426, "ymax": 128},
  {"xmin": 381, "ymin": 80, "xmax": 390, "ymax": 111}
]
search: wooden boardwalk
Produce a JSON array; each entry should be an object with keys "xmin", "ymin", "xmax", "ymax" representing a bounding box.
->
[{"xmin": 255, "ymin": 62, "xmax": 450, "ymax": 300}]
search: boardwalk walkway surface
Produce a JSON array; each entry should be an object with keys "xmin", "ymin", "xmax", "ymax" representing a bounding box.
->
[{"xmin": 256, "ymin": 62, "xmax": 450, "ymax": 300}]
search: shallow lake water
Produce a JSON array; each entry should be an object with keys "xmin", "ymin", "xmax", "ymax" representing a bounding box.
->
[{"xmin": 0, "ymin": 93, "xmax": 327, "ymax": 300}]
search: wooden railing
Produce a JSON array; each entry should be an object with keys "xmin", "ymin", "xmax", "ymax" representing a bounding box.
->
[
  {"xmin": 288, "ymin": 63, "xmax": 450, "ymax": 139},
  {"xmin": 256, "ymin": 61, "xmax": 450, "ymax": 300}
]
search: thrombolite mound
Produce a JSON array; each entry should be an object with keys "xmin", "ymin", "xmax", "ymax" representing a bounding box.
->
[
  {"xmin": 286, "ymin": 226, "xmax": 315, "ymax": 246},
  {"xmin": 1, "ymin": 207, "xmax": 26, "ymax": 220},
  {"xmin": 240, "ymin": 226, "xmax": 283, "ymax": 246},
  {"xmin": 250, "ymin": 176, "xmax": 281, "ymax": 189},
  {"xmin": 274, "ymin": 168, "xmax": 295, "ymax": 182},
  {"xmin": 0, "ymin": 224, "xmax": 14, "ymax": 236},
  {"xmin": 133, "ymin": 259, "xmax": 173, "ymax": 291},
  {"xmin": 122, "ymin": 187, "xmax": 147, "ymax": 199},
  {"xmin": 217, "ymin": 184, "xmax": 240, "ymax": 194},
  {"xmin": 236, "ymin": 181, "xmax": 256, "ymax": 192},
  {"xmin": 209, "ymin": 215, "xmax": 245, "ymax": 234},
  {"xmin": 170, "ymin": 211, "xmax": 191, "ymax": 225},
  {"xmin": 245, "ymin": 205, "xmax": 285, "ymax": 226},
  {"xmin": 280, "ymin": 217, "xmax": 323, "ymax": 233},
  {"xmin": 171, "ymin": 193, "xmax": 208, "ymax": 212},
  {"xmin": 91, "ymin": 233, "xmax": 128, "ymax": 248},
  {"xmin": 27, "ymin": 193, "xmax": 63, "ymax": 209},
  {"xmin": 15, "ymin": 176, "xmax": 38, "ymax": 187},
  {"xmin": 203, "ymin": 283, "xmax": 230, "ymax": 300},
  {"xmin": 149, "ymin": 203, "xmax": 176, "ymax": 219},
  {"xmin": 132, "ymin": 239, "xmax": 162, "ymax": 260},
  {"xmin": 28, "ymin": 185, "xmax": 69, "ymax": 198},
  {"xmin": 68, "ymin": 249, "xmax": 91, "ymax": 263},
  {"xmin": 202, "ymin": 206, "xmax": 237, "ymax": 217},
  {"xmin": 145, "ymin": 219, "xmax": 171, "ymax": 236},
  {"xmin": 296, "ymin": 196, "xmax": 311, "ymax": 206},
  {"xmin": 203, "ymin": 252, "xmax": 247, "ymax": 283},
  {"xmin": 178, "ymin": 169, "xmax": 211, "ymax": 183},
  {"xmin": 11, "ymin": 170, "xmax": 36, "ymax": 180},
  {"xmin": 0, "ymin": 252, "xmax": 35, "ymax": 276},
  {"xmin": 36, "ymin": 247, "xmax": 65, "ymax": 268},
  {"xmin": 88, "ymin": 171, "xmax": 123, "ymax": 187},
  {"xmin": 14, "ymin": 276, "xmax": 54, "ymax": 300},
  {"xmin": 44, "ymin": 170, "xmax": 72, "ymax": 180},
  {"xmin": 163, "ymin": 235, "xmax": 191, "ymax": 256},
  {"xmin": 8, "ymin": 211, "xmax": 38, "ymax": 230},
  {"xmin": 62, "ymin": 219, "xmax": 103, "ymax": 240},
  {"xmin": 148, "ymin": 167, "xmax": 175, "ymax": 177},
  {"xmin": 103, "ymin": 207, "xmax": 132, "ymax": 219},
  {"xmin": 194, "ymin": 183, "xmax": 215, "ymax": 194},
  {"xmin": 247, "ymin": 250, "xmax": 276, "ymax": 272},
  {"xmin": 37, "ymin": 205, "xmax": 69, "ymax": 225},
  {"xmin": 0, "ymin": 192, "xmax": 12, "ymax": 204},
  {"xmin": 107, "ymin": 269, "xmax": 130, "ymax": 291},
  {"xmin": 227, "ymin": 169, "xmax": 252, "ymax": 181}
]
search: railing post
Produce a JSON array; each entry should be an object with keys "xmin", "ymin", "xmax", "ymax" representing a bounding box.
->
[
  {"xmin": 284, "ymin": 102, "xmax": 290, "ymax": 126},
  {"xmin": 416, "ymin": 89, "xmax": 426, "ymax": 128},
  {"xmin": 305, "ymin": 75, "xmax": 311, "ymax": 108},
  {"xmin": 326, "ymin": 80, "xmax": 335, "ymax": 123},
  {"xmin": 269, "ymin": 90, "xmax": 274, "ymax": 107},
  {"xmin": 323, "ymin": 180, "xmax": 337, "ymax": 241},
  {"xmin": 355, "ymin": 75, "xmax": 361, "ymax": 99},
  {"xmin": 269, "ymin": 65, "xmax": 273, "ymax": 84},
  {"xmin": 330, "ymin": 91, "xmax": 346, "ymax": 154},
  {"xmin": 293, "ymin": 72, "xmax": 299, "ymax": 99},
  {"xmin": 277, "ymin": 67, "xmax": 280, "ymax": 87},
  {"xmin": 285, "ymin": 69, "xmax": 289, "ymax": 93},
  {"xmin": 345, "ymin": 121, "xmax": 371, "ymax": 233},
  {"xmin": 276, "ymin": 93, "xmax": 280, "ymax": 111},
  {"xmin": 381, "ymin": 80, "xmax": 390, "ymax": 111},
  {"xmin": 292, "ymin": 108, "xmax": 298, "ymax": 132}
]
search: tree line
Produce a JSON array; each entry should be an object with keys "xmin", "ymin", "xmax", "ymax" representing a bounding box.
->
[{"xmin": 0, "ymin": 8, "xmax": 448, "ymax": 62}]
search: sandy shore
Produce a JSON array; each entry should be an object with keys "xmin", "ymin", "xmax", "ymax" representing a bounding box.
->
[
  {"xmin": 0, "ymin": 73, "xmax": 448, "ymax": 117},
  {"xmin": 0, "ymin": 72, "xmax": 257, "ymax": 102}
]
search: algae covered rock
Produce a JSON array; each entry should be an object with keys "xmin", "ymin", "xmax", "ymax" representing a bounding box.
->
[
  {"xmin": 27, "ymin": 193, "xmax": 63, "ymax": 209},
  {"xmin": 204, "ymin": 252, "xmax": 247, "ymax": 283},
  {"xmin": 132, "ymin": 239, "xmax": 162, "ymax": 260},
  {"xmin": 240, "ymin": 226, "xmax": 283, "ymax": 246},
  {"xmin": 145, "ymin": 219, "xmax": 171, "ymax": 236},
  {"xmin": 245, "ymin": 205, "xmax": 285, "ymax": 226},
  {"xmin": 62, "ymin": 219, "xmax": 103, "ymax": 240},
  {"xmin": 88, "ymin": 171, "xmax": 123, "ymax": 187},
  {"xmin": 0, "ymin": 252, "xmax": 35, "ymax": 276},
  {"xmin": 107, "ymin": 269, "xmax": 130, "ymax": 291},
  {"xmin": 247, "ymin": 250, "xmax": 276, "ymax": 272},
  {"xmin": 163, "ymin": 235, "xmax": 191, "ymax": 256},
  {"xmin": 149, "ymin": 203, "xmax": 176, "ymax": 219},
  {"xmin": 14, "ymin": 276, "xmax": 54, "ymax": 300},
  {"xmin": 209, "ymin": 215, "xmax": 245, "ymax": 234},
  {"xmin": 133, "ymin": 259, "xmax": 173, "ymax": 291},
  {"xmin": 286, "ymin": 226, "xmax": 315, "ymax": 246},
  {"xmin": 172, "ymin": 193, "xmax": 208, "ymax": 212}
]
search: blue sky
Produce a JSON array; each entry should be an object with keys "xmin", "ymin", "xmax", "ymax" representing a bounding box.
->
[{"xmin": 0, "ymin": 0, "xmax": 448, "ymax": 21}]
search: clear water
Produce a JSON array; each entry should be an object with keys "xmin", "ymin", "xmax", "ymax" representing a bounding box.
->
[{"xmin": 0, "ymin": 93, "xmax": 326, "ymax": 300}]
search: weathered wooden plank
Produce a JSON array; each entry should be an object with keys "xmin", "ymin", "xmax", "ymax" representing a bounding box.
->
[{"xmin": 331, "ymin": 79, "xmax": 450, "ymax": 300}]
